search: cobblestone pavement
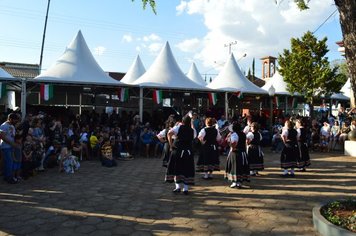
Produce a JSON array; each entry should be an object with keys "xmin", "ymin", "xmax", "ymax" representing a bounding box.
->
[{"xmin": 0, "ymin": 150, "xmax": 355, "ymax": 236}]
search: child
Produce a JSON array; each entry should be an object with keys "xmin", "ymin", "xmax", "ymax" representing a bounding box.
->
[
  {"xmin": 13, "ymin": 134, "xmax": 23, "ymax": 182},
  {"xmin": 58, "ymin": 147, "xmax": 80, "ymax": 174},
  {"xmin": 22, "ymin": 134, "xmax": 34, "ymax": 179},
  {"xmin": 271, "ymin": 127, "xmax": 283, "ymax": 153}
]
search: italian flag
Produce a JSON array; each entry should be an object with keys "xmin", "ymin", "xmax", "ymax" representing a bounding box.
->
[
  {"xmin": 274, "ymin": 96, "xmax": 280, "ymax": 108},
  {"xmin": 0, "ymin": 82, "xmax": 6, "ymax": 99},
  {"xmin": 119, "ymin": 88, "xmax": 129, "ymax": 102},
  {"xmin": 153, "ymin": 90, "xmax": 163, "ymax": 104},
  {"xmin": 235, "ymin": 91, "xmax": 243, "ymax": 99},
  {"xmin": 208, "ymin": 93, "xmax": 217, "ymax": 105},
  {"xmin": 40, "ymin": 84, "xmax": 53, "ymax": 101}
]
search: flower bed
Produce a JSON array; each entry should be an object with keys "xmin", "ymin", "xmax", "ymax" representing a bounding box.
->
[{"xmin": 320, "ymin": 199, "xmax": 356, "ymax": 233}]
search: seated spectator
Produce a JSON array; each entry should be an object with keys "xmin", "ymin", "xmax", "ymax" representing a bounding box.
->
[
  {"xmin": 339, "ymin": 121, "xmax": 351, "ymax": 149},
  {"xmin": 320, "ymin": 122, "xmax": 330, "ymax": 152},
  {"xmin": 89, "ymin": 131, "xmax": 100, "ymax": 159},
  {"xmin": 58, "ymin": 147, "xmax": 80, "ymax": 174},
  {"xmin": 329, "ymin": 120, "xmax": 341, "ymax": 151},
  {"xmin": 100, "ymin": 135, "xmax": 117, "ymax": 167}
]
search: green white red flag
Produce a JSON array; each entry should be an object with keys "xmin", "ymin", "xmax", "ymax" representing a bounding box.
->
[
  {"xmin": 119, "ymin": 88, "xmax": 129, "ymax": 102},
  {"xmin": 153, "ymin": 90, "xmax": 163, "ymax": 104},
  {"xmin": 208, "ymin": 93, "xmax": 217, "ymax": 105},
  {"xmin": 40, "ymin": 84, "xmax": 53, "ymax": 101},
  {"xmin": 0, "ymin": 82, "xmax": 7, "ymax": 99}
]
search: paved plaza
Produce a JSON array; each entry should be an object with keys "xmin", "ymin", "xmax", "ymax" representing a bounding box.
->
[{"xmin": 0, "ymin": 150, "xmax": 355, "ymax": 236}]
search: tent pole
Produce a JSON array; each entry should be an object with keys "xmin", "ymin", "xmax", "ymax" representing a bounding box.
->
[
  {"xmin": 79, "ymin": 93, "xmax": 82, "ymax": 114},
  {"xmin": 139, "ymin": 88, "xmax": 143, "ymax": 122},
  {"xmin": 65, "ymin": 92, "xmax": 68, "ymax": 108},
  {"xmin": 225, "ymin": 92, "xmax": 228, "ymax": 119},
  {"xmin": 20, "ymin": 78, "xmax": 26, "ymax": 120}
]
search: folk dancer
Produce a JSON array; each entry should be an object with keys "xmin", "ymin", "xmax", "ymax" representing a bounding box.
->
[
  {"xmin": 246, "ymin": 122, "xmax": 264, "ymax": 176},
  {"xmin": 295, "ymin": 119, "xmax": 311, "ymax": 171},
  {"xmin": 280, "ymin": 120, "xmax": 299, "ymax": 177}
]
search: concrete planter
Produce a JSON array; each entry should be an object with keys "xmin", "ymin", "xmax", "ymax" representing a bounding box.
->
[{"xmin": 312, "ymin": 204, "xmax": 355, "ymax": 236}]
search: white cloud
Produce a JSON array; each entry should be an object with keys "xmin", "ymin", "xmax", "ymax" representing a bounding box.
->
[
  {"xmin": 94, "ymin": 46, "xmax": 106, "ymax": 56},
  {"xmin": 122, "ymin": 34, "xmax": 133, "ymax": 43},
  {"xmin": 176, "ymin": 0, "xmax": 338, "ymax": 75},
  {"xmin": 148, "ymin": 43, "xmax": 163, "ymax": 54},
  {"xmin": 143, "ymin": 33, "xmax": 161, "ymax": 42},
  {"xmin": 175, "ymin": 38, "xmax": 201, "ymax": 53}
]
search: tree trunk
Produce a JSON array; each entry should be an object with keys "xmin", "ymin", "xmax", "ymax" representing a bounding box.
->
[{"xmin": 335, "ymin": 0, "xmax": 356, "ymax": 107}]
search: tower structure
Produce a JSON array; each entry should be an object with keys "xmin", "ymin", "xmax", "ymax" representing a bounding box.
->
[{"xmin": 260, "ymin": 56, "xmax": 277, "ymax": 79}]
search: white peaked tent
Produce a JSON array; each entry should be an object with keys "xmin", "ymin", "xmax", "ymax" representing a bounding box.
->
[
  {"xmin": 186, "ymin": 63, "xmax": 207, "ymax": 86},
  {"xmin": 35, "ymin": 30, "xmax": 123, "ymax": 86},
  {"xmin": 340, "ymin": 78, "xmax": 351, "ymax": 98},
  {"xmin": 132, "ymin": 42, "xmax": 208, "ymax": 90},
  {"xmin": 262, "ymin": 70, "xmax": 291, "ymax": 95},
  {"xmin": 120, "ymin": 55, "xmax": 146, "ymax": 84},
  {"xmin": 0, "ymin": 68, "xmax": 15, "ymax": 80},
  {"xmin": 207, "ymin": 53, "xmax": 267, "ymax": 94}
]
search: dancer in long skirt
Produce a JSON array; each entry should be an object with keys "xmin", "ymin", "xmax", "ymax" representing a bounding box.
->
[
  {"xmin": 246, "ymin": 122, "xmax": 264, "ymax": 176},
  {"xmin": 196, "ymin": 117, "xmax": 221, "ymax": 179},
  {"xmin": 280, "ymin": 120, "xmax": 299, "ymax": 177},
  {"xmin": 157, "ymin": 121, "xmax": 175, "ymax": 167},
  {"xmin": 295, "ymin": 119, "xmax": 311, "ymax": 171},
  {"xmin": 165, "ymin": 116, "xmax": 196, "ymax": 195},
  {"xmin": 225, "ymin": 123, "xmax": 250, "ymax": 188}
]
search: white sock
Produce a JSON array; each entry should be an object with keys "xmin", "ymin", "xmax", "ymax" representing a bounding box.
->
[
  {"xmin": 204, "ymin": 173, "xmax": 208, "ymax": 178},
  {"xmin": 183, "ymin": 184, "xmax": 189, "ymax": 191},
  {"xmin": 283, "ymin": 169, "xmax": 288, "ymax": 175},
  {"xmin": 290, "ymin": 169, "xmax": 295, "ymax": 174},
  {"xmin": 175, "ymin": 183, "xmax": 181, "ymax": 189}
]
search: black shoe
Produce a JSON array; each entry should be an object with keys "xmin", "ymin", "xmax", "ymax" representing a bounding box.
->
[
  {"xmin": 6, "ymin": 178, "xmax": 17, "ymax": 184},
  {"xmin": 280, "ymin": 174, "xmax": 288, "ymax": 178},
  {"xmin": 173, "ymin": 188, "xmax": 181, "ymax": 193},
  {"xmin": 183, "ymin": 190, "xmax": 189, "ymax": 195},
  {"xmin": 289, "ymin": 173, "xmax": 295, "ymax": 177}
]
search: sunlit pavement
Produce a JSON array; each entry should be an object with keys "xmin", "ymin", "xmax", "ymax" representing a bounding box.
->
[{"xmin": 0, "ymin": 149, "xmax": 355, "ymax": 236}]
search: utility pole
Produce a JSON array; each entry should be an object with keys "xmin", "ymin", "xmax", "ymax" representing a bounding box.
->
[
  {"xmin": 224, "ymin": 41, "xmax": 237, "ymax": 55},
  {"xmin": 39, "ymin": 0, "xmax": 51, "ymax": 74}
]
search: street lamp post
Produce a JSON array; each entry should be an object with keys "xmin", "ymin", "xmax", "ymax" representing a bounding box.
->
[{"xmin": 268, "ymin": 85, "xmax": 276, "ymax": 131}]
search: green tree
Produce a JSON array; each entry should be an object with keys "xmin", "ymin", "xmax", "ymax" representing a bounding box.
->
[
  {"xmin": 133, "ymin": 0, "xmax": 156, "ymax": 14},
  {"xmin": 292, "ymin": 0, "xmax": 356, "ymax": 107},
  {"xmin": 278, "ymin": 31, "xmax": 341, "ymax": 115}
]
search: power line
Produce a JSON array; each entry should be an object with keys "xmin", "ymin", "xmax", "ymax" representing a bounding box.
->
[{"xmin": 313, "ymin": 9, "xmax": 338, "ymax": 34}]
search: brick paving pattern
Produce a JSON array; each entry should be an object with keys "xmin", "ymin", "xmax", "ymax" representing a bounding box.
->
[{"xmin": 0, "ymin": 150, "xmax": 355, "ymax": 235}]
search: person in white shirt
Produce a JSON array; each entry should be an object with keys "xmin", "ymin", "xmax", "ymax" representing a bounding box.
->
[
  {"xmin": 196, "ymin": 117, "xmax": 221, "ymax": 179},
  {"xmin": 165, "ymin": 116, "xmax": 196, "ymax": 195},
  {"xmin": 280, "ymin": 120, "xmax": 299, "ymax": 177},
  {"xmin": 246, "ymin": 122, "xmax": 264, "ymax": 176},
  {"xmin": 320, "ymin": 122, "xmax": 331, "ymax": 152}
]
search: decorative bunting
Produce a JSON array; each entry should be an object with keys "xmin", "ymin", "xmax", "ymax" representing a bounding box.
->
[
  {"xmin": 119, "ymin": 88, "xmax": 129, "ymax": 102},
  {"xmin": 0, "ymin": 82, "xmax": 7, "ymax": 99},
  {"xmin": 208, "ymin": 93, "xmax": 217, "ymax": 106},
  {"xmin": 40, "ymin": 84, "xmax": 53, "ymax": 101},
  {"xmin": 153, "ymin": 90, "xmax": 163, "ymax": 104},
  {"xmin": 235, "ymin": 91, "xmax": 243, "ymax": 99}
]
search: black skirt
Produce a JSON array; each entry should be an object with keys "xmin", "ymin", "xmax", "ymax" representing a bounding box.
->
[
  {"xmin": 280, "ymin": 143, "xmax": 299, "ymax": 169},
  {"xmin": 247, "ymin": 145, "xmax": 264, "ymax": 171},
  {"xmin": 297, "ymin": 142, "xmax": 311, "ymax": 168},
  {"xmin": 196, "ymin": 143, "xmax": 220, "ymax": 172},
  {"xmin": 225, "ymin": 150, "xmax": 250, "ymax": 183},
  {"xmin": 165, "ymin": 148, "xmax": 195, "ymax": 185}
]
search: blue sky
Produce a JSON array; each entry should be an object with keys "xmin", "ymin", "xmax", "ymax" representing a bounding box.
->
[{"xmin": 0, "ymin": 0, "xmax": 343, "ymax": 79}]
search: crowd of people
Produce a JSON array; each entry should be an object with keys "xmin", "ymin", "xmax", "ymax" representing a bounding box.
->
[{"xmin": 0, "ymin": 106, "xmax": 355, "ymax": 190}]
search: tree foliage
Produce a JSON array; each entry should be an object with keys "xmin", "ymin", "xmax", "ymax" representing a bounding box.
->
[
  {"xmin": 291, "ymin": 0, "xmax": 356, "ymax": 107},
  {"xmin": 278, "ymin": 31, "xmax": 342, "ymax": 105},
  {"xmin": 132, "ymin": 0, "xmax": 156, "ymax": 14}
]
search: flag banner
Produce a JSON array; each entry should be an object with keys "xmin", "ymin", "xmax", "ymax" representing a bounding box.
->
[
  {"xmin": 40, "ymin": 84, "xmax": 53, "ymax": 101},
  {"xmin": 0, "ymin": 82, "xmax": 7, "ymax": 99},
  {"xmin": 292, "ymin": 97, "xmax": 298, "ymax": 108},
  {"xmin": 274, "ymin": 96, "xmax": 280, "ymax": 108},
  {"xmin": 235, "ymin": 91, "xmax": 243, "ymax": 99},
  {"xmin": 153, "ymin": 90, "xmax": 163, "ymax": 104},
  {"xmin": 119, "ymin": 88, "xmax": 129, "ymax": 102},
  {"xmin": 208, "ymin": 93, "xmax": 217, "ymax": 105}
]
